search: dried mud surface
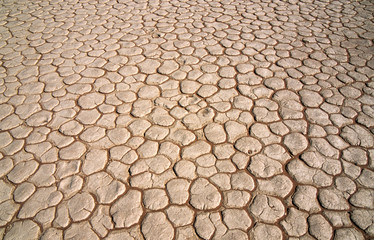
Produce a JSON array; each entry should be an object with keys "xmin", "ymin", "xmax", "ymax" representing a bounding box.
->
[{"xmin": 0, "ymin": 0, "xmax": 373, "ymax": 239}]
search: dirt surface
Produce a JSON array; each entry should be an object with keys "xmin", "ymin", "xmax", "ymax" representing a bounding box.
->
[{"xmin": 0, "ymin": 0, "xmax": 373, "ymax": 239}]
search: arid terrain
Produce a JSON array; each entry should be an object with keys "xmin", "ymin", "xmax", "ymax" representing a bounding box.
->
[{"xmin": 0, "ymin": 0, "xmax": 373, "ymax": 239}]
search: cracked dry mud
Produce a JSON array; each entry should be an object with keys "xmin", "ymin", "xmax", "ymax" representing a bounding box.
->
[{"xmin": 0, "ymin": 0, "xmax": 373, "ymax": 239}]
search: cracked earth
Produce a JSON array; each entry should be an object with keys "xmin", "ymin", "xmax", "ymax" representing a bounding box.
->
[{"xmin": 0, "ymin": 0, "xmax": 373, "ymax": 239}]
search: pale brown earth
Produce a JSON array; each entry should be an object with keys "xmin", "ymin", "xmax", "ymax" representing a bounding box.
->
[{"xmin": 0, "ymin": 0, "xmax": 374, "ymax": 239}]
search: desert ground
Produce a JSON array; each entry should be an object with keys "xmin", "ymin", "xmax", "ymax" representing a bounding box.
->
[{"xmin": 0, "ymin": 0, "xmax": 373, "ymax": 239}]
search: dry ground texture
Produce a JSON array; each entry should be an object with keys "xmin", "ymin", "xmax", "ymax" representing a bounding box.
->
[{"xmin": 0, "ymin": 0, "xmax": 374, "ymax": 239}]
